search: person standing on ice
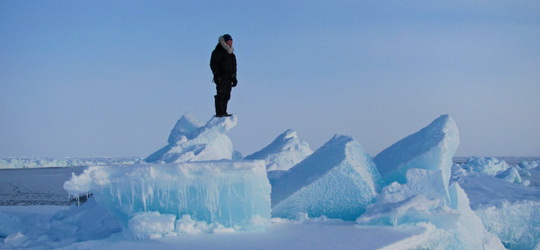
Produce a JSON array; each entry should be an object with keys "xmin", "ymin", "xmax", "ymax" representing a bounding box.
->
[{"xmin": 210, "ymin": 34, "xmax": 237, "ymax": 117}]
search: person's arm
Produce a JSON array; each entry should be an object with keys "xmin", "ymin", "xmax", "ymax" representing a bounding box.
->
[
  {"xmin": 231, "ymin": 54, "xmax": 238, "ymax": 86},
  {"xmin": 210, "ymin": 50, "xmax": 222, "ymax": 83}
]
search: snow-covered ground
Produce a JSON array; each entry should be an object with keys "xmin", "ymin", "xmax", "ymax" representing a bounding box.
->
[
  {"xmin": 1, "ymin": 114, "xmax": 539, "ymax": 249},
  {"xmin": 0, "ymin": 204, "xmax": 427, "ymax": 250}
]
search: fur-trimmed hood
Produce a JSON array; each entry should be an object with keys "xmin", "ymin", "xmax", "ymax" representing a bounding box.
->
[{"xmin": 219, "ymin": 36, "xmax": 234, "ymax": 54}]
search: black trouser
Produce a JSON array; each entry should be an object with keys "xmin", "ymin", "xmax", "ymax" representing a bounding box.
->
[{"xmin": 215, "ymin": 79, "xmax": 232, "ymax": 116}]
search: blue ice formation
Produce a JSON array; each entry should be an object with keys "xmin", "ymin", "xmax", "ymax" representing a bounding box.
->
[
  {"xmin": 455, "ymin": 171, "xmax": 540, "ymax": 249},
  {"xmin": 475, "ymin": 200, "xmax": 540, "ymax": 249},
  {"xmin": 358, "ymin": 115, "xmax": 505, "ymax": 249},
  {"xmin": 1, "ymin": 197, "xmax": 121, "ymax": 248},
  {"xmin": 245, "ymin": 129, "xmax": 313, "ymax": 172},
  {"xmin": 373, "ymin": 114, "xmax": 459, "ymax": 196},
  {"xmin": 460, "ymin": 157, "xmax": 530, "ymax": 185},
  {"xmin": 271, "ymin": 135, "xmax": 384, "ymax": 221},
  {"xmin": 244, "ymin": 129, "xmax": 313, "ymax": 184},
  {"xmin": 64, "ymin": 161, "xmax": 271, "ymax": 230},
  {"xmin": 48, "ymin": 197, "xmax": 122, "ymax": 242},
  {"xmin": 57, "ymin": 113, "xmax": 536, "ymax": 247},
  {"xmin": 167, "ymin": 113, "xmax": 204, "ymax": 145},
  {"xmin": 0, "ymin": 212, "xmax": 21, "ymax": 238},
  {"xmin": 495, "ymin": 167, "xmax": 524, "ymax": 185},
  {"xmin": 357, "ymin": 169, "xmax": 505, "ymax": 249},
  {"xmin": 128, "ymin": 212, "xmax": 177, "ymax": 240},
  {"xmin": 461, "ymin": 157, "xmax": 510, "ymax": 176},
  {"xmin": 519, "ymin": 160, "xmax": 540, "ymax": 169},
  {"xmin": 145, "ymin": 115, "xmax": 237, "ymax": 163}
]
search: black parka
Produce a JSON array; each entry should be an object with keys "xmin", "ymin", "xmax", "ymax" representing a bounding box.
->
[{"xmin": 210, "ymin": 43, "xmax": 237, "ymax": 80}]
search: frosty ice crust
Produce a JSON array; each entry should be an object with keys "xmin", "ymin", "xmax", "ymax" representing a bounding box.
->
[
  {"xmin": 64, "ymin": 161, "xmax": 271, "ymax": 229},
  {"xmin": 356, "ymin": 115, "xmax": 505, "ymax": 249},
  {"xmin": 358, "ymin": 177, "xmax": 504, "ymax": 249},
  {"xmin": 271, "ymin": 135, "xmax": 384, "ymax": 221},
  {"xmin": 167, "ymin": 113, "xmax": 204, "ymax": 145},
  {"xmin": 454, "ymin": 166, "xmax": 540, "ymax": 248},
  {"xmin": 146, "ymin": 115, "xmax": 238, "ymax": 163},
  {"xmin": 244, "ymin": 129, "xmax": 313, "ymax": 172},
  {"xmin": 374, "ymin": 114, "xmax": 459, "ymax": 189}
]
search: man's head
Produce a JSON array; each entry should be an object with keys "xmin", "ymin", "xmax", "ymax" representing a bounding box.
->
[{"xmin": 223, "ymin": 34, "xmax": 233, "ymax": 46}]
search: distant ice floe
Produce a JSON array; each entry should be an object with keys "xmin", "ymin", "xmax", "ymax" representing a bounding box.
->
[
  {"xmin": 461, "ymin": 156, "xmax": 511, "ymax": 176},
  {"xmin": 459, "ymin": 156, "xmax": 531, "ymax": 186},
  {"xmin": 0, "ymin": 157, "xmax": 141, "ymax": 169}
]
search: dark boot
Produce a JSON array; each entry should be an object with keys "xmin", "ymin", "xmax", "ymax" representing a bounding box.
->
[
  {"xmin": 222, "ymin": 100, "xmax": 231, "ymax": 116},
  {"xmin": 214, "ymin": 95, "xmax": 224, "ymax": 117}
]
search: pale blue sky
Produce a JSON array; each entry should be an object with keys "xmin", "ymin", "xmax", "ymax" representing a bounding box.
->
[{"xmin": 1, "ymin": 1, "xmax": 539, "ymax": 157}]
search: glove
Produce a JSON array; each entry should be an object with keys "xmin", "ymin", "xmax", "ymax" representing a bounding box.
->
[
  {"xmin": 213, "ymin": 75, "xmax": 221, "ymax": 84},
  {"xmin": 232, "ymin": 76, "xmax": 238, "ymax": 87}
]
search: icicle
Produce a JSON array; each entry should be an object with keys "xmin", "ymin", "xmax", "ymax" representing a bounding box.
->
[
  {"xmin": 130, "ymin": 180, "xmax": 135, "ymax": 211},
  {"xmin": 63, "ymin": 161, "xmax": 270, "ymax": 229},
  {"xmin": 116, "ymin": 187, "xmax": 122, "ymax": 205}
]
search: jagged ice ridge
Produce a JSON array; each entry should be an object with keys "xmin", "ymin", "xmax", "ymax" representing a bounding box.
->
[{"xmin": 2, "ymin": 113, "xmax": 534, "ymax": 249}]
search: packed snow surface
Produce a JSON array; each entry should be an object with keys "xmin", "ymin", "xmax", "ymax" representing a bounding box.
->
[{"xmin": 0, "ymin": 205, "xmax": 429, "ymax": 249}]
